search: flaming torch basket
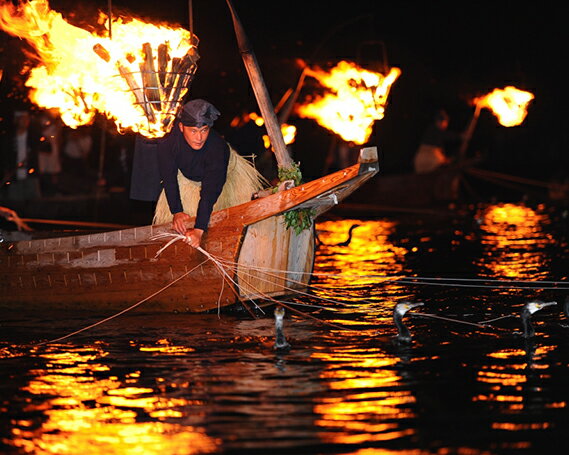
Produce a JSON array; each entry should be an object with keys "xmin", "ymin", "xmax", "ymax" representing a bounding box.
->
[{"xmin": 93, "ymin": 38, "xmax": 200, "ymax": 137}]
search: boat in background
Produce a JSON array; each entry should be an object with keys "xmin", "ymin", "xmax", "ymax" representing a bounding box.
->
[{"xmin": 336, "ymin": 159, "xmax": 478, "ymax": 215}]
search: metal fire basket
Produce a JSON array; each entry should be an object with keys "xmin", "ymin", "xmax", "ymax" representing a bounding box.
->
[{"xmin": 93, "ymin": 37, "xmax": 200, "ymax": 136}]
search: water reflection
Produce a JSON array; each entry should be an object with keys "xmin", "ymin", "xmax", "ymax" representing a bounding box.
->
[
  {"xmin": 312, "ymin": 347, "xmax": 417, "ymax": 444},
  {"xmin": 314, "ymin": 219, "xmax": 409, "ymax": 306},
  {"xmin": 475, "ymin": 203, "xmax": 554, "ymax": 282},
  {"xmin": 5, "ymin": 343, "xmax": 219, "ymax": 455},
  {"xmin": 475, "ymin": 340, "xmax": 565, "ymax": 436},
  {"xmin": 315, "ymin": 219, "xmax": 407, "ymax": 278},
  {"xmin": 1, "ymin": 206, "xmax": 567, "ymax": 454}
]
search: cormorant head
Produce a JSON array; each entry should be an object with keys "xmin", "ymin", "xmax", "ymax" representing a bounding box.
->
[
  {"xmin": 394, "ymin": 302, "xmax": 424, "ymax": 317},
  {"xmin": 274, "ymin": 305, "xmax": 286, "ymax": 319},
  {"xmin": 523, "ymin": 300, "xmax": 557, "ymax": 315}
]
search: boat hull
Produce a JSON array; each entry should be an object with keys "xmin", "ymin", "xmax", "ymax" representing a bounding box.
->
[{"xmin": 0, "ymin": 148, "xmax": 378, "ymax": 314}]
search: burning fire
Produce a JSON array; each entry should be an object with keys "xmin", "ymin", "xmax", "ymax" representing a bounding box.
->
[
  {"xmin": 230, "ymin": 111, "xmax": 297, "ymax": 149},
  {"xmin": 475, "ymin": 86, "xmax": 534, "ymax": 127},
  {"xmin": 0, "ymin": 0, "xmax": 198, "ymax": 138},
  {"xmin": 295, "ymin": 61, "xmax": 401, "ymax": 144}
]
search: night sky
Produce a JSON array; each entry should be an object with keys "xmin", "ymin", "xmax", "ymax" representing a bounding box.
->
[{"xmin": 1, "ymin": 0, "xmax": 567, "ymax": 180}]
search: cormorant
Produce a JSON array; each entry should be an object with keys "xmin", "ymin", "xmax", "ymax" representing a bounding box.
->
[
  {"xmin": 274, "ymin": 305, "xmax": 291, "ymax": 350},
  {"xmin": 393, "ymin": 302, "xmax": 424, "ymax": 343},
  {"xmin": 336, "ymin": 224, "xmax": 361, "ymax": 246},
  {"xmin": 520, "ymin": 300, "xmax": 557, "ymax": 338}
]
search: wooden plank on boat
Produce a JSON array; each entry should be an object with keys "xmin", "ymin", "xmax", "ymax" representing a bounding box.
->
[{"xmin": 236, "ymin": 215, "xmax": 313, "ymax": 299}]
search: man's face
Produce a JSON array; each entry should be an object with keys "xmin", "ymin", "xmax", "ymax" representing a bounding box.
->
[{"xmin": 180, "ymin": 123, "xmax": 211, "ymax": 150}]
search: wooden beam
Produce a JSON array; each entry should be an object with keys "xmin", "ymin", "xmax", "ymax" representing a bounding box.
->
[{"xmin": 225, "ymin": 0, "xmax": 293, "ymax": 170}]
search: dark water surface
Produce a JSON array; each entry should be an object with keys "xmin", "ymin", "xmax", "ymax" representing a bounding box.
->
[{"xmin": 1, "ymin": 202, "xmax": 568, "ymax": 454}]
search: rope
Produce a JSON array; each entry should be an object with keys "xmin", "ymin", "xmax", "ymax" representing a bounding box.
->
[
  {"xmin": 467, "ymin": 167, "xmax": 552, "ymax": 189},
  {"xmin": 152, "ymin": 232, "xmax": 260, "ymax": 317},
  {"xmin": 31, "ymin": 232, "xmax": 566, "ymax": 346},
  {"xmin": 195, "ymin": 251, "xmax": 568, "ymax": 291},
  {"xmin": 154, "ymin": 233, "xmax": 347, "ymax": 330},
  {"xmin": 191, "ymin": 254, "xmax": 568, "ymax": 290},
  {"xmin": 207, "ymin": 255, "xmax": 537, "ymax": 332},
  {"xmin": 414, "ymin": 313, "xmax": 489, "ymax": 329},
  {"xmin": 196, "ymin": 245, "xmax": 261, "ymax": 318},
  {"xmin": 34, "ymin": 257, "xmax": 210, "ymax": 346},
  {"xmin": 151, "ymin": 234, "xmax": 545, "ymax": 334},
  {"xmin": 310, "ymin": 273, "xmax": 569, "ymax": 290},
  {"xmin": 388, "ymin": 280, "xmax": 569, "ymax": 291},
  {"xmin": 0, "ymin": 206, "xmax": 33, "ymax": 231}
]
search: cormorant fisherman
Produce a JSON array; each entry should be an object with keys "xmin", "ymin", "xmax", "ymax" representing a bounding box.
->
[{"xmin": 130, "ymin": 99, "xmax": 267, "ymax": 247}]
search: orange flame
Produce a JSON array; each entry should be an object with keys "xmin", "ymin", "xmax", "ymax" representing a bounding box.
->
[
  {"xmin": 230, "ymin": 111, "xmax": 297, "ymax": 149},
  {"xmin": 296, "ymin": 61, "xmax": 401, "ymax": 144},
  {"xmin": 475, "ymin": 86, "xmax": 534, "ymax": 127},
  {"xmin": 0, "ymin": 0, "xmax": 198, "ymax": 138}
]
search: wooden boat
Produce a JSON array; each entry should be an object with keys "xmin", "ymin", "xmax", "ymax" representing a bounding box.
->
[
  {"xmin": 337, "ymin": 158, "xmax": 481, "ymax": 214},
  {"xmin": 0, "ymin": 147, "xmax": 378, "ymax": 314}
]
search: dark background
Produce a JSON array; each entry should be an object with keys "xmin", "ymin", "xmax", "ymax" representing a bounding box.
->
[{"xmin": 1, "ymin": 0, "xmax": 567, "ymax": 182}]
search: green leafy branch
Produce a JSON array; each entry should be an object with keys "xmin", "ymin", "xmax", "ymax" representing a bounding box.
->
[
  {"xmin": 277, "ymin": 163, "xmax": 315, "ymax": 235},
  {"xmin": 277, "ymin": 162, "xmax": 303, "ymax": 186}
]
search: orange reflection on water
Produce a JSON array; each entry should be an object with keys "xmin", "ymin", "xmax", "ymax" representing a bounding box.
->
[
  {"xmin": 487, "ymin": 344, "xmax": 555, "ymax": 363},
  {"xmin": 314, "ymin": 219, "xmax": 407, "ymax": 293},
  {"xmin": 7, "ymin": 345, "xmax": 219, "ymax": 455},
  {"xmin": 474, "ymin": 344, "xmax": 565, "ymax": 425},
  {"xmin": 135, "ymin": 338, "xmax": 196, "ymax": 354},
  {"xmin": 475, "ymin": 203, "xmax": 553, "ymax": 282},
  {"xmin": 317, "ymin": 450, "xmax": 428, "ymax": 455},
  {"xmin": 311, "ymin": 346, "xmax": 417, "ymax": 444},
  {"xmin": 492, "ymin": 422, "xmax": 550, "ymax": 431},
  {"xmin": 477, "ymin": 368, "xmax": 527, "ymax": 387}
]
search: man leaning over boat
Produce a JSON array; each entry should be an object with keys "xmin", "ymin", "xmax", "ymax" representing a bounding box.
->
[{"xmin": 130, "ymin": 99, "xmax": 266, "ymax": 247}]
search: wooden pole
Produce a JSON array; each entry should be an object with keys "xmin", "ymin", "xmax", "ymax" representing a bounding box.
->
[
  {"xmin": 225, "ymin": 0, "xmax": 294, "ymax": 169},
  {"xmin": 276, "ymin": 68, "xmax": 307, "ymax": 125},
  {"xmin": 458, "ymin": 102, "xmax": 482, "ymax": 160},
  {"xmin": 97, "ymin": 117, "xmax": 107, "ymax": 183},
  {"xmin": 96, "ymin": 0, "xmax": 113, "ymax": 190},
  {"xmin": 188, "ymin": 0, "xmax": 194, "ymax": 37}
]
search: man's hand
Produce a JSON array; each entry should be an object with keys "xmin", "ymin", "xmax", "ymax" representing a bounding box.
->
[
  {"xmin": 184, "ymin": 228, "xmax": 204, "ymax": 248},
  {"xmin": 172, "ymin": 212, "xmax": 191, "ymax": 234}
]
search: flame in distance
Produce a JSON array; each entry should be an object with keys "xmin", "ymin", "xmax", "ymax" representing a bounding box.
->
[
  {"xmin": 231, "ymin": 111, "xmax": 297, "ymax": 149},
  {"xmin": 295, "ymin": 61, "xmax": 401, "ymax": 145},
  {"xmin": 475, "ymin": 86, "xmax": 534, "ymax": 127}
]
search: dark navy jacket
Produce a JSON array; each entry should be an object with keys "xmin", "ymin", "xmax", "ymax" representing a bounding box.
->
[
  {"xmin": 130, "ymin": 121, "xmax": 229, "ymax": 231},
  {"xmin": 129, "ymin": 136, "xmax": 162, "ymax": 202}
]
